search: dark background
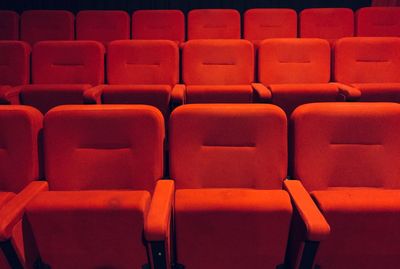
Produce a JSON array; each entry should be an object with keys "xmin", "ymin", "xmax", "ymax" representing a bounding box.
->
[{"xmin": 0, "ymin": 0, "xmax": 372, "ymax": 13}]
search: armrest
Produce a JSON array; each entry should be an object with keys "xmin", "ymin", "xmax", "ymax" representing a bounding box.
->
[
  {"xmin": 145, "ymin": 179, "xmax": 175, "ymax": 242},
  {"xmin": 171, "ymin": 84, "xmax": 186, "ymax": 107},
  {"xmin": 251, "ymin": 83, "xmax": 272, "ymax": 102},
  {"xmin": 333, "ymin": 82, "xmax": 361, "ymax": 101},
  {"xmin": 83, "ymin": 85, "xmax": 104, "ymax": 104},
  {"xmin": 0, "ymin": 181, "xmax": 48, "ymax": 241},
  {"xmin": 284, "ymin": 180, "xmax": 330, "ymax": 241},
  {"xmin": 0, "ymin": 86, "xmax": 22, "ymax": 105}
]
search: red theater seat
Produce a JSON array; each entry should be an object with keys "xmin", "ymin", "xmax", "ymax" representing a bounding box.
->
[
  {"xmin": 244, "ymin": 9, "xmax": 297, "ymax": 47},
  {"xmin": 292, "ymin": 102, "xmax": 400, "ymax": 269},
  {"xmin": 132, "ymin": 10, "xmax": 185, "ymax": 45},
  {"xmin": 300, "ymin": 8, "xmax": 354, "ymax": 45},
  {"xmin": 356, "ymin": 7, "xmax": 400, "ymax": 37},
  {"xmin": 0, "ymin": 41, "xmax": 31, "ymax": 105},
  {"xmin": 0, "ymin": 106, "xmax": 45, "ymax": 269},
  {"xmin": 0, "ymin": 11, "xmax": 19, "ymax": 40},
  {"xmin": 20, "ymin": 10, "xmax": 74, "ymax": 46},
  {"xmin": 15, "ymin": 41, "xmax": 105, "ymax": 114},
  {"xmin": 257, "ymin": 38, "xmax": 354, "ymax": 116},
  {"xmin": 173, "ymin": 39, "xmax": 268, "ymax": 104},
  {"xmin": 187, "ymin": 9, "xmax": 241, "ymax": 40},
  {"xmin": 144, "ymin": 104, "xmax": 329, "ymax": 269},
  {"xmin": 84, "ymin": 40, "xmax": 179, "ymax": 118},
  {"xmin": 24, "ymin": 105, "xmax": 165, "ymax": 269},
  {"xmin": 334, "ymin": 37, "xmax": 400, "ymax": 102},
  {"xmin": 76, "ymin": 10, "xmax": 130, "ymax": 46}
]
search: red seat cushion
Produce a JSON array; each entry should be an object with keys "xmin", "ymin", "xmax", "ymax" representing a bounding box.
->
[
  {"xmin": 311, "ymin": 188, "xmax": 400, "ymax": 269},
  {"xmin": 356, "ymin": 7, "xmax": 400, "ymax": 37},
  {"xmin": 101, "ymin": 85, "xmax": 171, "ymax": 118},
  {"xmin": 175, "ymin": 188, "xmax": 292, "ymax": 269},
  {"xmin": 269, "ymin": 83, "xmax": 340, "ymax": 115},
  {"xmin": 186, "ymin": 85, "xmax": 253, "ymax": 103},
  {"xmin": 20, "ymin": 84, "xmax": 91, "ymax": 114},
  {"xmin": 352, "ymin": 83, "xmax": 400, "ymax": 102},
  {"xmin": 25, "ymin": 190, "xmax": 150, "ymax": 269}
]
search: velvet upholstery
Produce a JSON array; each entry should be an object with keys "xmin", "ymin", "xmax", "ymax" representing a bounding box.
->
[
  {"xmin": 292, "ymin": 102, "xmax": 400, "ymax": 269},
  {"xmin": 76, "ymin": 10, "xmax": 130, "ymax": 45},
  {"xmin": 356, "ymin": 7, "xmax": 400, "ymax": 37},
  {"xmin": 20, "ymin": 10, "xmax": 74, "ymax": 45},
  {"xmin": 0, "ymin": 11, "xmax": 19, "ymax": 40},
  {"xmin": 188, "ymin": 9, "xmax": 241, "ymax": 40},
  {"xmin": 300, "ymin": 8, "xmax": 354, "ymax": 45},
  {"xmin": 132, "ymin": 10, "xmax": 185, "ymax": 44},
  {"xmin": 244, "ymin": 8, "xmax": 297, "ymax": 47}
]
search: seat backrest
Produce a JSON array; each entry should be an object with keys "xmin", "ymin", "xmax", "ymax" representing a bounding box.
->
[
  {"xmin": 107, "ymin": 40, "xmax": 179, "ymax": 85},
  {"xmin": 0, "ymin": 11, "xmax": 19, "ymax": 40},
  {"xmin": 44, "ymin": 105, "xmax": 164, "ymax": 191},
  {"xmin": 0, "ymin": 41, "xmax": 31, "ymax": 86},
  {"xmin": 188, "ymin": 9, "xmax": 241, "ymax": 39},
  {"xmin": 292, "ymin": 103, "xmax": 400, "ymax": 191},
  {"xmin": 356, "ymin": 7, "xmax": 400, "ymax": 37},
  {"xmin": 132, "ymin": 10, "xmax": 185, "ymax": 43},
  {"xmin": 170, "ymin": 104, "xmax": 287, "ymax": 189},
  {"xmin": 0, "ymin": 106, "xmax": 42, "ymax": 193},
  {"xmin": 183, "ymin": 39, "xmax": 254, "ymax": 85},
  {"xmin": 76, "ymin": 10, "xmax": 130, "ymax": 45},
  {"xmin": 32, "ymin": 41, "xmax": 105, "ymax": 85},
  {"xmin": 300, "ymin": 8, "xmax": 354, "ymax": 43},
  {"xmin": 259, "ymin": 38, "xmax": 331, "ymax": 84},
  {"xmin": 244, "ymin": 9, "xmax": 297, "ymax": 41},
  {"xmin": 21, "ymin": 10, "xmax": 74, "ymax": 46},
  {"xmin": 334, "ymin": 37, "xmax": 400, "ymax": 83}
]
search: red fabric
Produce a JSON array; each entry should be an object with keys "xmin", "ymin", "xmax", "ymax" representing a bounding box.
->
[
  {"xmin": 44, "ymin": 105, "xmax": 164, "ymax": 192},
  {"xmin": 356, "ymin": 7, "xmax": 400, "ymax": 36},
  {"xmin": 20, "ymin": 10, "xmax": 74, "ymax": 46},
  {"xmin": 0, "ymin": 181, "xmax": 48, "ymax": 241},
  {"xmin": 283, "ymin": 180, "xmax": 330, "ymax": 242},
  {"xmin": 269, "ymin": 83, "xmax": 340, "ymax": 115},
  {"xmin": 292, "ymin": 102, "xmax": 400, "ymax": 191},
  {"xmin": 0, "ymin": 106, "xmax": 42, "ymax": 193},
  {"xmin": 132, "ymin": 10, "xmax": 185, "ymax": 43},
  {"xmin": 334, "ymin": 37, "xmax": 400, "ymax": 101},
  {"xmin": 244, "ymin": 9, "xmax": 297, "ymax": 44},
  {"xmin": 175, "ymin": 188, "xmax": 292, "ymax": 269},
  {"xmin": 300, "ymin": 8, "xmax": 354, "ymax": 44},
  {"xmin": 0, "ymin": 41, "xmax": 31, "ymax": 86},
  {"xmin": 334, "ymin": 37, "xmax": 400, "ymax": 83},
  {"xmin": 101, "ymin": 85, "xmax": 171, "ymax": 118},
  {"xmin": 183, "ymin": 39, "xmax": 254, "ymax": 85},
  {"xmin": 186, "ymin": 85, "xmax": 253, "ymax": 103},
  {"xmin": 25, "ymin": 190, "xmax": 150, "ymax": 269},
  {"xmin": 170, "ymin": 104, "xmax": 287, "ymax": 189},
  {"xmin": 76, "ymin": 10, "xmax": 130, "ymax": 45},
  {"xmin": 259, "ymin": 38, "xmax": 331, "ymax": 84},
  {"xmin": 0, "ymin": 11, "xmax": 19, "ymax": 40},
  {"xmin": 312, "ymin": 188, "xmax": 400, "ymax": 269},
  {"xmin": 20, "ymin": 84, "xmax": 92, "ymax": 114},
  {"xmin": 107, "ymin": 40, "xmax": 179, "ymax": 85},
  {"xmin": 0, "ymin": 193, "xmax": 16, "ymax": 209},
  {"xmin": 188, "ymin": 9, "xmax": 241, "ymax": 39},
  {"xmin": 352, "ymin": 83, "xmax": 400, "ymax": 102},
  {"xmin": 32, "ymin": 41, "xmax": 105, "ymax": 85}
]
